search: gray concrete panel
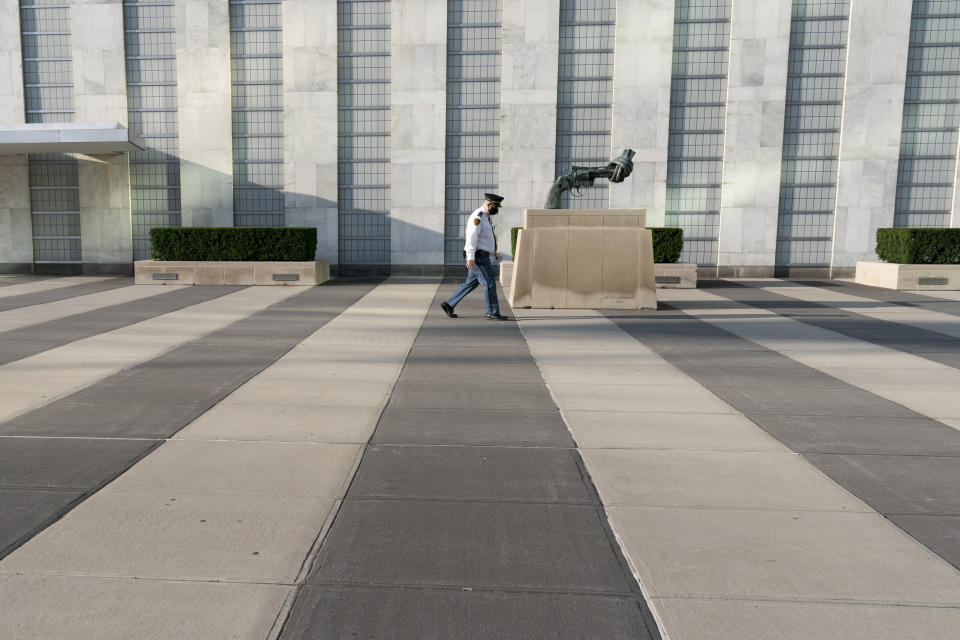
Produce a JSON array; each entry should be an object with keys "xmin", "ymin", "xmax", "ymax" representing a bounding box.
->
[
  {"xmin": 404, "ymin": 345, "xmax": 537, "ymax": 366},
  {"xmin": 0, "ymin": 278, "xmax": 130, "ymax": 312},
  {"xmin": 804, "ymin": 454, "xmax": 960, "ymax": 515},
  {"xmin": 709, "ymin": 385, "xmax": 920, "ymax": 418},
  {"xmin": 306, "ymin": 500, "xmax": 634, "ymax": 594},
  {"xmin": 793, "ymin": 280, "xmax": 960, "ymax": 318},
  {"xmin": 691, "ymin": 365, "xmax": 851, "ymax": 389},
  {"xmin": 0, "ymin": 489, "xmax": 84, "ymax": 557},
  {"xmin": 283, "ymin": 586, "xmax": 655, "ymax": 640},
  {"xmin": 350, "ymin": 445, "xmax": 594, "ymax": 504},
  {"xmin": 888, "ymin": 515, "xmax": 960, "ymax": 569},
  {"xmin": 747, "ymin": 415, "xmax": 960, "ymax": 456},
  {"xmin": 388, "ymin": 381, "xmax": 556, "ymax": 411},
  {"xmin": 0, "ymin": 437, "xmax": 154, "ymax": 489},
  {"xmin": 0, "ymin": 286, "xmax": 242, "ymax": 365},
  {"xmin": 398, "ymin": 361, "xmax": 545, "ymax": 384},
  {"xmin": 372, "ymin": 406, "xmax": 573, "ymax": 447},
  {"xmin": 0, "ymin": 401, "xmax": 210, "ymax": 439}
]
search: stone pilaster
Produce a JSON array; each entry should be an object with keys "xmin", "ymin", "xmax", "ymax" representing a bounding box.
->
[
  {"xmin": 608, "ymin": 0, "xmax": 673, "ymax": 226},
  {"xmin": 73, "ymin": 0, "xmax": 133, "ymax": 273},
  {"xmin": 175, "ymin": 0, "xmax": 233, "ymax": 228},
  {"xmin": 832, "ymin": 0, "xmax": 912, "ymax": 270},
  {"xmin": 283, "ymin": 0, "xmax": 338, "ymax": 262},
  {"xmin": 390, "ymin": 0, "xmax": 446, "ymax": 269},
  {"xmin": 0, "ymin": 0, "xmax": 31, "ymax": 272},
  {"xmin": 717, "ymin": 0, "xmax": 792, "ymax": 277},
  {"xmin": 498, "ymin": 0, "xmax": 560, "ymax": 257}
]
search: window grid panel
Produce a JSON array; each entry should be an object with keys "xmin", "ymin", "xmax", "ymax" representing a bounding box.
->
[
  {"xmin": 895, "ymin": 0, "xmax": 960, "ymax": 228},
  {"xmin": 444, "ymin": 0, "xmax": 503, "ymax": 264},
  {"xmin": 776, "ymin": 1, "xmax": 851, "ymax": 268},
  {"xmin": 665, "ymin": 0, "xmax": 731, "ymax": 266},
  {"xmin": 338, "ymin": 0, "xmax": 391, "ymax": 265},
  {"xmin": 230, "ymin": 0, "xmax": 285, "ymax": 228},
  {"xmin": 554, "ymin": 0, "xmax": 615, "ymax": 212},
  {"xmin": 21, "ymin": 1, "xmax": 80, "ymax": 264},
  {"xmin": 124, "ymin": 0, "xmax": 182, "ymax": 259}
]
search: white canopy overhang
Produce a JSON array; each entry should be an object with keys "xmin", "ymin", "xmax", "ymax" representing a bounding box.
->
[{"xmin": 0, "ymin": 123, "xmax": 145, "ymax": 155}]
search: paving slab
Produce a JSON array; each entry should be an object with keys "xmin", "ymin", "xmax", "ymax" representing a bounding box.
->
[
  {"xmin": 398, "ymin": 360, "xmax": 543, "ymax": 383},
  {"xmin": 0, "ymin": 437, "xmax": 155, "ymax": 489},
  {"xmin": 176, "ymin": 403, "xmax": 384, "ymax": 443},
  {"xmin": 371, "ymin": 406, "xmax": 573, "ymax": 447},
  {"xmin": 888, "ymin": 514, "xmax": 960, "ymax": 569},
  {"xmin": 221, "ymin": 378, "xmax": 394, "ymax": 408},
  {"xmin": 0, "ymin": 277, "xmax": 129, "ymax": 312},
  {"xmin": 548, "ymin": 382, "xmax": 737, "ymax": 414},
  {"xmin": 403, "ymin": 344, "xmax": 537, "ymax": 365},
  {"xmin": 388, "ymin": 380, "xmax": 556, "ymax": 410},
  {"xmin": 0, "ymin": 574, "xmax": 292, "ymax": 640},
  {"xmin": 0, "ymin": 400, "xmax": 210, "ymax": 439},
  {"xmin": 0, "ymin": 489, "xmax": 85, "ymax": 555},
  {"xmin": 563, "ymin": 411, "xmax": 788, "ymax": 451},
  {"xmin": 282, "ymin": 586, "xmax": 656, "ymax": 640},
  {"xmin": 708, "ymin": 385, "xmax": 920, "ymax": 418},
  {"xmin": 0, "ymin": 491, "xmax": 338, "ymax": 583},
  {"xmin": 747, "ymin": 414, "xmax": 960, "ymax": 455},
  {"xmin": 608, "ymin": 506, "xmax": 960, "ymax": 603},
  {"xmin": 582, "ymin": 450, "xmax": 869, "ymax": 511},
  {"xmin": 306, "ymin": 499, "xmax": 633, "ymax": 594},
  {"xmin": 538, "ymin": 362, "xmax": 700, "ymax": 386},
  {"xmin": 804, "ymin": 453, "xmax": 960, "ymax": 515},
  {"xmin": 349, "ymin": 445, "xmax": 594, "ymax": 504},
  {"xmin": 651, "ymin": 597, "xmax": 960, "ymax": 640}
]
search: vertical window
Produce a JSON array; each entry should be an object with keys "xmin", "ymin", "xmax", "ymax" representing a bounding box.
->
[
  {"xmin": 665, "ymin": 0, "xmax": 731, "ymax": 266},
  {"xmin": 444, "ymin": 0, "xmax": 502, "ymax": 265},
  {"xmin": 894, "ymin": 0, "xmax": 960, "ymax": 228},
  {"xmin": 230, "ymin": 0, "xmax": 284, "ymax": 227},
  {"xmin": 20, "ymin": 0, "xmax": 81, "ymax": 265},
  {"xmin": 775, "ymin": 0, "xmax": 851, "ymax": 267},
  {"xmin": 554, "ymin": 0, "xmax": 615, "ymax": 210},
  {"xmin": 338, "ymin": 0, "xmax": 391, "ymax": 266},
  {"xmin": 124, "ymin": 0, "xmax": 181, "ymax": 260}
]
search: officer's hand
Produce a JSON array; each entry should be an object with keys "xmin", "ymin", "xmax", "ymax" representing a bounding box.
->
[
  {"xmin": 466, "ymin": 260, "xmax": 476, "ymax": 270},
  {"xmin": 494, "ymin": 252, "xmax": 500, "ymax": 259}
]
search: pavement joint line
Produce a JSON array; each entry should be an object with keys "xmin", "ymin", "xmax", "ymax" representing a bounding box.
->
[{"xmin": 345, "ymin": 495, "xmax": 600, "ymax": 506}]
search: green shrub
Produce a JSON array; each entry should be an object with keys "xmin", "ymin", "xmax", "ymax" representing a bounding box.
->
[
  {"xmin": 651, "ymin": 227, "xmax": 683, "ymax": 263},
  {"xmin": 150, "ymin": 227, "xmax": 317, "ymax": 261},
  {"xmin": 509, "ymin": 225, "xmax": 684, "ymax": 263},
  {"xmin": 876, "ymin": 228, "xmax": 960, "ymax": 264}
]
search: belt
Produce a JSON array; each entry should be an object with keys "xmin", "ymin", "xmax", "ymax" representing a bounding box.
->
[{"xmin": 475, "ymin": 249, "xmax": 490, "ymax": 257}]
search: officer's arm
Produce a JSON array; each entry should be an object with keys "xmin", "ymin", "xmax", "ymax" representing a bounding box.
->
[{"xmin": 464, "ymin": 217, "xmax": 479, "ymax": 262}]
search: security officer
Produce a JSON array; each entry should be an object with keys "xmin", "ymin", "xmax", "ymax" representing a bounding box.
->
[{"xmin": 441, "ymin": 193, "xmax": 511, "ymax": 320}]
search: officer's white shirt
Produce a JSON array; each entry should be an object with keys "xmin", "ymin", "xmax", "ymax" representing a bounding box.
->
[{"xmin": 464, "ymin": 206, "xmax": 496, "ymax": 261}]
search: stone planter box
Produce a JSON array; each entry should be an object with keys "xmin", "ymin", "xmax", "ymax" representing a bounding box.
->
[
  {"xmin": 654, "ymin": 263, "xmax": 697, "ymax": 288},
  {"xmin": 134, "ymin": 260, "xmax": 330, "ymax": 286},
  {"xmin": 855, "ymin": 261, "xmax": 960, "ymax": 290}
]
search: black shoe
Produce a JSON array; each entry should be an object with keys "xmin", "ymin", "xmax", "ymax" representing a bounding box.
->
[
  {"xmin": 485, "ymin": 313, "xmax": 511, "ymax": 321},
  {"xmin": 440, "ymin": 301, "xmax": 457, "ymax": 318}
]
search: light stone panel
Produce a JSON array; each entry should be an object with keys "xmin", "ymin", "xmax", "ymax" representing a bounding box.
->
[
  {"xmin": 498, "ymin": 0, "xmax": 560, "ymax": 255},
  {"xmin": 283, "ymin": 0, "xmax": 338, "ymax": 262},
  {"xmin": 175, "ymin": 0, "xmax": 233, "ymax": 228},
  {"xmin": 832, "ymin": 0, "xmax": 912, "ymax": 272},
  {"xmin": 717, "ymin": 0, "xmax": 791, "ymax": 277},
  {"xmin": 0, "ymin": 1, "xmax": 31, "ymax": 272},
  {"xmin": 72, "ymin": 0, "xmax": 133, "ymax": 273},
  {"xmin": 608, "ymin": 0, "xmax": 673, "ymax": 225},
  {"xmin": 390, "ymin": 2, "xmax": 446, "ymax": 269}
]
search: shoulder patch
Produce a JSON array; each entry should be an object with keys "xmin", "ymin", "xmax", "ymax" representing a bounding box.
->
[{"xmin": 473, "ymin": 218, "xmax": 481, "ymax": 226}]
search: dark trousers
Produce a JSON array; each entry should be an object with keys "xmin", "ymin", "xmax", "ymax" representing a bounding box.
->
[{"xmin": 446, "ymin": 254, "xmax": 499, "ymax": 315}]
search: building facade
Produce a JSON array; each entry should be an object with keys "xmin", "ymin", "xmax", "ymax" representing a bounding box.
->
[{"xmin": 0, "ymin": 0, "xmax": 956, "ymax": 277}]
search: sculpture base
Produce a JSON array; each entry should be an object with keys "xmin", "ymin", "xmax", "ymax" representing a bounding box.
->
[{"xmin": 508, "ymin": 209, "xmax": 657, "ymax": 310}]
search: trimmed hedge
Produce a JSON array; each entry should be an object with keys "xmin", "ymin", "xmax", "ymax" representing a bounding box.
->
[
  {"xmin": 510, "ymin": 225, "xmax": 684, "ymax": 263},
  {"xmin": 651, "ymin": 227, "xmax": 683, "ymax": 263},
  {"xmin": 876, "ymin": 228, "xmax": 960, "ymax": 264},
  {"xmin": 150, "ymin": 227, "xmax": 317, "ymax": 262}
]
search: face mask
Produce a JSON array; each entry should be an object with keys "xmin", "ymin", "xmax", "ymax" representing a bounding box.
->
[{"xmin": 488, "ymin": 205, "xmax": 500, "ymax": 215}]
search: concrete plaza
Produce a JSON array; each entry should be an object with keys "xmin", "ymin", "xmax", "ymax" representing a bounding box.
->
[{"xmin": 0, "ymin": 275, "xmax": 959, "ymax": 639}]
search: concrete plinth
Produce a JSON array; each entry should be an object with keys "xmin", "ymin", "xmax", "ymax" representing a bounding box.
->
[
  {"xmin": 508, "ymin": 209, "xmax": 657, "ymax": 310},
  {"xmin": 134, "ymin": 261, "xmax": 330, "ymax": 286}
]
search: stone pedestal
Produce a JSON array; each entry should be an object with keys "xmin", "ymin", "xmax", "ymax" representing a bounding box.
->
[
  {"xmin": 855, "ymin": 261, "xmax": 960, "ymax": 291},
  {"xmin": 508, "ymin": 209, "xmax": 657, "ymax": 309},
  {"xmin": 135, "ymin": 261, "xmax": 330, "ymax": 286}
]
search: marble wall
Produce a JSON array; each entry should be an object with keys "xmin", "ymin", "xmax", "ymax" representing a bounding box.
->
[
  {"xmin": 282, "ymin": 0, "xmax": 339, "ymax": 262},
  {"xmin": 0, "ymin": 0, "xmax": 31, "ymax": 271},
  {"xmin": 833, "ymin": 0, "xmax": 913, "ymax": 273}
]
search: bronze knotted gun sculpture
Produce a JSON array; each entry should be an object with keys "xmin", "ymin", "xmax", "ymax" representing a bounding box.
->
[{"xmin": 544, "ymin": 148, "xmax": 636, "ymax": 209}]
